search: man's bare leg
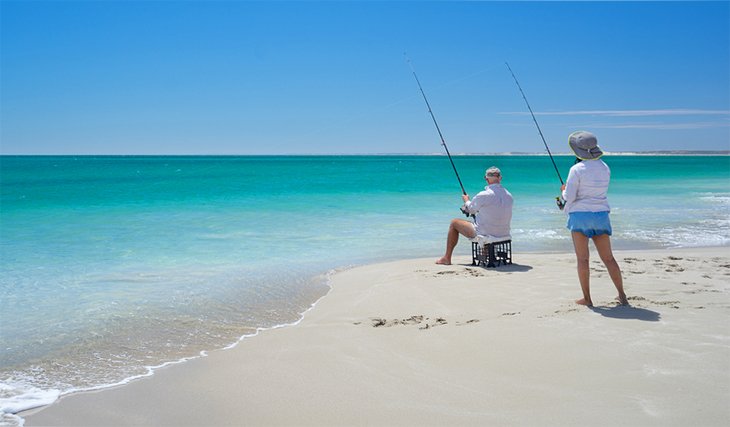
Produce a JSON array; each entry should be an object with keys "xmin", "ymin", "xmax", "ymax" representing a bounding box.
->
[
  {"xmin": 571, "ymin": 232, "xmax": 593, "ymax": 306},
  {"xmin": 436, "ymin": 219, "xmax": 476, "ymax": 265},
  {"xmin": 592, "ymin": 234, "xmax": 628, "ymax": 305}
]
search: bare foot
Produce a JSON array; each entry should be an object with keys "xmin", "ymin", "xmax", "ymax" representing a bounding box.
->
[
  {"xmin": 575, "ymin": 298, "xmax": 593, "ymax": 307},
  {"xmin": 616, "ymin": 295, "xmax": 629, "ymax": 306},
  {"xmin": 435, "ymin": 257, "xmax": 451, "ymax": 265}
]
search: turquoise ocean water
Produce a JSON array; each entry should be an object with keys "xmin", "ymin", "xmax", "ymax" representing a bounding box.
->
[{"xmin": 1, "ymin": 155, "xmax": 729, "ymax": 424}]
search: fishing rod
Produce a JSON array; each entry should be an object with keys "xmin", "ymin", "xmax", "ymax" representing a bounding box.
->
[
  {"xmin": 406, "ymin": 55, "xmax": 472, "ymax": 217},
  {"xmin": 406, "ymin": 55, "xmax": 467, "ymax": 196},
  {"xmin": 505, "ymin": 62, "xmax": 566, "ymax": 210}
]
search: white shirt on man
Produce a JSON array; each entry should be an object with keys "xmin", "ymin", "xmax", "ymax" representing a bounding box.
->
[
  {"xmin": 463, "ymin": 183, "xmax": 513, "ymax": 238},
  {"xmin": 562, "ymin": 159, "xmax": 611, "ymax": 213}
]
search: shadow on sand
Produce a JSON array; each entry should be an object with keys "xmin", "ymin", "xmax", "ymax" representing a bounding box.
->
[
  {"xmin": 590, "ymin": 305, "xmax": 661, "ymax": 321},
  {"xmin": 498, "ymin": 263, "xmax": 533, "ymax": 273},
  {"xmin": 461, "ymin": 263, "xmax": 533, "ymax": 273}
]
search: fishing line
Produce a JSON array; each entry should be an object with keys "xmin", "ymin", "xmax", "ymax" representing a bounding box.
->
[{"xmin": 505, "ymin": 62, "xmax": 566, "ymax": 210}]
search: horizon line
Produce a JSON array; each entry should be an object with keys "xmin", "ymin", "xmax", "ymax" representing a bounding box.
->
[{"xmin": 2, "ymin": 151, "xmax": 729, "ymax": 157}]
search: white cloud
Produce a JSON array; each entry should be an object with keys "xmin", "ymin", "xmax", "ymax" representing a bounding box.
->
[
  {"xmin": 500, "ymin": 109, "xmax": 730, "ymax": 117},
  {"xmin": 572, "ymin": 121, "xmax": 730, "ymax": 130},
  {"xmin": 500, "ymin": 109, "xmax": 730, "ymax": 130}
]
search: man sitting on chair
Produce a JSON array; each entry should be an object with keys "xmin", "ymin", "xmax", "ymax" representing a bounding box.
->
[{"xmin": 436, "ymin": 166, "xmax": 514, "ymax": 265}]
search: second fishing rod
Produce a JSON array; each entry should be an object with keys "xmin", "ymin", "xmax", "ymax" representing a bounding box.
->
[
  {"xmin": 505, "ymin": 62, "xmax": 566, "ymax": 210},
  {"xmin": 405, "ymin": 55, "xmax": 471, "ymax": 217}
]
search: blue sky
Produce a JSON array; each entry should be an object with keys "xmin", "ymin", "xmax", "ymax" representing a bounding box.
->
[{"xmin": 1, "ymin": 1, "xmax": 729, "ymax": 155}]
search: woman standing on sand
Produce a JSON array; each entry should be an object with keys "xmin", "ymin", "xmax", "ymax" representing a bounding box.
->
[{"xmin": 561, "ymin": 131, "xmax": 628, "ymax": 307}]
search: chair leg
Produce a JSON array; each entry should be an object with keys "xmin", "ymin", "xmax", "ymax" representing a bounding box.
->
[
  {"xmin": 502, "ymin": 240, "xmax": 512, "ymax": 265},
  {"xmin": 486, "ymin": 243, "xmax": 496, "ymax": 268}
]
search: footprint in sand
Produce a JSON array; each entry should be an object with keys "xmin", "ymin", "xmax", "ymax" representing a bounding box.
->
[
  {"xmin": 367, "ymin": 316, "xmax": 481, "ymax": 330},
  {"xmin": 653, "ymin": 300, "xmax": 681, "ymax": 308},
  {"xmin": 401, "ymin": 315, "xmax": 425, "ymax": 325},
  {"xmin": 419, "ymin": 318, "xmax": 447, "ymax": 330},
  {"xmin": 465, "ymin": 268, "xmax": 485, "ymax": 277},
  {"xmin": 436, "ymin": 270, "xmax": 458, "ymax": 276},
  {"xmin": 627, "ymin": 296, "xmax": 680, "ymax": 309},
  {"xmin": 371, "ymin": 318, "xmax": 388, "ymax": 327},
  {"xmin": 433, "ymin": 269, "xmax": 486, "ymax": 278},
  {"xmin": 662, "ymin": 262, "xmax": 686, "ymax": 272},
  {"xmin": 552, "ymin": 307, "xmax": 581, "ymax": 315},
  {"xmin": 378, "ymin": 315, "xmax": 424, "ymax": 327}
]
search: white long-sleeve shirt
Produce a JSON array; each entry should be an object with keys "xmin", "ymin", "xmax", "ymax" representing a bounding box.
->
[
  {"xmin": 463, "ymin": 183, "xmax": 513, "ymax": 238},
  {"xmin": 562, "ymin": 159, "xmax": 611, "ymax": 214}
]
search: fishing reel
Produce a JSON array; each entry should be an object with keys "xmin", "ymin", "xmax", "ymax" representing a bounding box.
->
[
  {"xmin": 556, "ymin": 196, "xmax": 566, "ymax": 210},
  {"xmin": 460, "ymin": 206, "xmax": 472, "ymax": 218}
]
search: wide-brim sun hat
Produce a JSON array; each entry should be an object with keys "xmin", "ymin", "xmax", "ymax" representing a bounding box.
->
[{"xmin": 568, "ymin": 131, "xmax": 604, "ymax": 160}]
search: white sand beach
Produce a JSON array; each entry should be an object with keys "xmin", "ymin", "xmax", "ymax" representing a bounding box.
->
[{"xmin": 23, "ymin": 247, "xmax": 730, "ymax": 426}]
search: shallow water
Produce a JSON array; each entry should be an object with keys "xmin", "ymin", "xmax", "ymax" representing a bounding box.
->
[{"xmin": 1, "ymin": 154, "xmax": 728, "ymax": 424}]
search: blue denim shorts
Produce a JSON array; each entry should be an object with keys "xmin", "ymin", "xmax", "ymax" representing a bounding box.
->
[{"xmin": 567, "ymin": 211, "xmax": 612, "ymax": 238}]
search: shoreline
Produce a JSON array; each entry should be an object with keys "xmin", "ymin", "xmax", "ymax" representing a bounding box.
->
[
  {"xmin": 2, "ymin": 269, "xmax": 338, "ymax": 426},
  {"xmin": 20, "ymin": 246, "xmax": 730, "ymax": 426}
]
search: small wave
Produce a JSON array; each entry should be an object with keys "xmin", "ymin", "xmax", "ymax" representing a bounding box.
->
[
  {"xmin": 697, "ymin": 194, "xmax": 730, "ymax": 206},
  {"xmin": 513, "ymin": 228, "xmax": 569, "ymax": 240},
  {"xmin": 0, "ymin": 383, "xmax": 59, "ymax": 427},
  {"xmin": 620, "ymin": 224, "xmax": 730, "ymax": 248},
  {"xmin": 0, "ymin": 350, "xmax": 207, "ymax": 427}
]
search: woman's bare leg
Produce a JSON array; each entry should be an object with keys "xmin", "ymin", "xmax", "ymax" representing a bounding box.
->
[
  {"xmin": 571, "ymin": 232, "xmax": 592, "ymax": 306},
  {"xmin": 592, "ymin": 234, "xmax": 628, "ymax": 305},
  {"xmin": 436, "ymin": 219, "xmax": 477, "ymax": 265}
]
